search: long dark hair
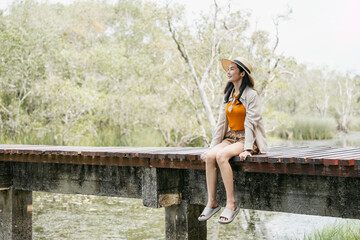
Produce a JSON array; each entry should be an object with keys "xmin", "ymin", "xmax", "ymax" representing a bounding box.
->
[{"xmin": 223, "ymin": 64, "xmax": 253, "ymax": 104}]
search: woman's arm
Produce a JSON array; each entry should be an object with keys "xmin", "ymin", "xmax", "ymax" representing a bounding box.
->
[
  {"xmin": 209, "ymin": 102, "xmax": 227, "ymax": 148},
  {"xmin": 244, "ymin": 91, "xmax": 263, "ymax": 151}
]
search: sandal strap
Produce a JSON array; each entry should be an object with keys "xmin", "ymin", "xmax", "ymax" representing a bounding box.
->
[
  {"xmin": 201, "ymin": 206, "xmax": 217, "ymax": 216},
  {"xmin": 220, "ymin": 208, "xmax": 235, "ymax": 219}
]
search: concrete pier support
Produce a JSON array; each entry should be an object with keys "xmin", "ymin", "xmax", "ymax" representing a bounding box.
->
[
  {"xmin": 0, "ymin": 162, "xmax": 11, "ymax": 189},
  {"xmin": 0, "ymin": 188, "xmax": 32, "ymax": 240},
  {"xmin": 142, "ymin": 168, "xmax": 183, "ymax": 208},
  {"xmin": 165, "ymin": 202, "xmax": 207, "ymax": 240}
]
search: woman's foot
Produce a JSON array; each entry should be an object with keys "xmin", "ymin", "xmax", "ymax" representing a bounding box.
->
[
  {"xmin": 219, "ymin": 202, "xmax": 237, "ymax": 222},
  {"xmin": 218, "ymin": 205, "xmax": 240, "ymax": 224},
  {"xmin": 198, "ymin": 205, "xmax": 221, "ymax": 221},
  {"xmin": 198, "ymin": 200, "xmax": 219, "ymax": 220}
]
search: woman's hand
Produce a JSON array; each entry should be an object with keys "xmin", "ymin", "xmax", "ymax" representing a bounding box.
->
[
  {"xmin": 200, "ymin": 152, "xmax": 208, "ymax": 162},
  {"xmin": 239, "ymin": 150, "xmax": 252, "ymax": 161}
]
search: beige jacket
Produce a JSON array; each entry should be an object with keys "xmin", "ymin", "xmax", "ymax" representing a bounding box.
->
[{"xmin": 210, "ymin": 86, "xmax": 267, "ymax": 153}]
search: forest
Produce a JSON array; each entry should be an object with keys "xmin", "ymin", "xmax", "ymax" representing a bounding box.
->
[{"xmin": 0, "ymin": 0, "xmax": 359, "ymax": 147}]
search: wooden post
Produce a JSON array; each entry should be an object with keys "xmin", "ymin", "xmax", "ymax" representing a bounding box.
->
[
  {"xmin": 0, "ymin": 187, "xmax": 32, "ymax": 240},
  {"xmin": 142, "ymin": 168, "xmax": 207, "ymax": 239},
  {"xmin": 165, "ymin": 202, "xmax": 207, "ymax": 240},
  {"xmin": 142, "ymin": 168, "xmax": 183, "ymax": 208}
]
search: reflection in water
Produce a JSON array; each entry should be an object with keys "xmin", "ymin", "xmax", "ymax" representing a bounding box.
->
[
  {"xmin": 270, "ymin": 131, "xmax": 360, "ymax": 148},
  {"xmin": 32, "ymin": 192, "xmax": 360, "ymax": 239},
  {"xmin": 33, "ymin": 193, "xmax": 165, "ymax": 240},
  {"xmin": 32, "ymin": 132, "xmax": 360, "ymax": 239}
]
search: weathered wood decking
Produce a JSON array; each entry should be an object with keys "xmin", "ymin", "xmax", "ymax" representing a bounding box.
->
[
  {"xmin": 0, "ymin": 145, "xmax": 359, "ymax": 177},
  {"xmin": 1, "ymin": 145, "xmax": 360, "ymax": 240}
]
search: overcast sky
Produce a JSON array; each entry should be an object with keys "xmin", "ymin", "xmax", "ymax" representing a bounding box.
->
[
  {"xmin": 1, "ymin": 0, "xmax": 359, "ymax": 75},
  {"xmin": 180, "ymin": 0, "xmax": 360, "ymax": 75}
]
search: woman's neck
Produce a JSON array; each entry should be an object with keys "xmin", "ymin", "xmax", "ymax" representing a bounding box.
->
[{"xmin": 233, "ymin": 79, "xmax": 242, "ymax": 97}]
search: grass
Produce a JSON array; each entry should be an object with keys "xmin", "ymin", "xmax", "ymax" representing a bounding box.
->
[
  {"xmin": 302, "ymin": 221, "xmax": 360, "ymax": 240},
  {"xmin": 0, "ymin": 125, "xmax": 165, "ymax": 147},
  {"xmin": 349, "ymin": 117, "xmax": 360, "ymax": 131},
  {"xmin": 273, "ymin": 116, "xmax": 337, "ymax": 140}
]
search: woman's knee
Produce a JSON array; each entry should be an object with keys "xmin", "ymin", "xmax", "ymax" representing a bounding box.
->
[
  {"xmin": 216, "ymin": 150, "xmax": 229, "ymax": 165},
  {"xmin": 204, "ymin": 151, "xmax": 217, "ymax": 164}
]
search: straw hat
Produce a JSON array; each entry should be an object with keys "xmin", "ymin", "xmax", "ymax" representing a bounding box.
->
[{"xmin": 221, "ymin": 57, "xmax": 254, "ymax": 86}]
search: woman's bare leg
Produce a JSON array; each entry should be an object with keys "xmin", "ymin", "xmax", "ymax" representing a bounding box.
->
[
  {"xmin": 204, "ymin": 142, "xmax": 230, "ymax": 207},
  {"xmin": 199, "ymin": 141, "xmax": 230, "ymax": 219},
  {"xmin": 216, "ymin": 142, "xmax": 244, "ymax": 221}
]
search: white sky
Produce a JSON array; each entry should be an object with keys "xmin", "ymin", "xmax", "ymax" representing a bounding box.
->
[
  {"xmin": 180, "ymin": 0, "xmax": 360, "ymax": 75},
  {"xmin": 1, "ymin": 0, "xmax": 359, "ymax": 74}
]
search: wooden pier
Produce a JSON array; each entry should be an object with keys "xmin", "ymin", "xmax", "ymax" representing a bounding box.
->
[{"xmin": 0, "ymin": 145, "xmax": 359, "ymax": 239}]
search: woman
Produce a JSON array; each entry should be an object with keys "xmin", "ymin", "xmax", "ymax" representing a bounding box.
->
[{"xmin": 198, "ymin": 57, "xmax": 267, "ymax": 224}]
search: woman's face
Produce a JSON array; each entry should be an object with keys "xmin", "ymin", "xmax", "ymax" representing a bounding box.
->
[{"xmin": 227, "ymin": 63, "xmax": 245, "ymax": 83}]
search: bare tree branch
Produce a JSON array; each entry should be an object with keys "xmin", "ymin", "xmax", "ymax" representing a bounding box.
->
[
  {"xmin": 0, "ymin": 103, "xmax": 12, "ymax": 116},
  {"xmin": 200, "ymin": 0, "xmax": 220, "ymax": 87},
  {"xmin": 166, "ymin": 10, "xmax": 216, "ymax": 128}
]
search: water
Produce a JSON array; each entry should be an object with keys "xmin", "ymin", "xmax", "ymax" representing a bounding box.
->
[
  {"xmin": 33, "ymin": 193, "xmax": 165, "ymax": 240},
  {"xmin": 32, "ymin": 132, "xmax": 360, "ymax": 239},
  {"xmin": 269, "ymin": 131, "xmax": 360, "ymax": 148},
  {"xmin": 32, "ymin": 193, "xmax": 359, "ymax": 239}
]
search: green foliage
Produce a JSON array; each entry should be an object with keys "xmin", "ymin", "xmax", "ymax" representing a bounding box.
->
[
  {"xmin": 349, "ymin": 117, "xmax": 360, "ymax": 131},
  {"xmin": 0, "ymin": 0, "xmax": 358, "ymax": 146},
  {"xmin": 302, "ymin": 221, "xmax": 360, "ymax": 240},
  {"xmin": 272, "ymin": 116, "xmax": 337, "ymax": 140}
]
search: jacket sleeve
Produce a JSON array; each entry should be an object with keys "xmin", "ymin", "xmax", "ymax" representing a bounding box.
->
[
  {"xmin": 210, "ymin": 102, "xmax": 227, "ymax": 148},
  {"xmin": 244, "ymin": 91, "xmax": 263, "ymax": 150}
]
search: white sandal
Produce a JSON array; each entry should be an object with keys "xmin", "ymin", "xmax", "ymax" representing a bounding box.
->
[
  {"xmin": 218, "ymin": 206, "xmax": 240, "ymax": 224},
  {"xmin": 198, "ymin": 205, "xmax": 221, "ymax": 221}
]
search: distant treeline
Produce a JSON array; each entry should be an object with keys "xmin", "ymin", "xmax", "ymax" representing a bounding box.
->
[{"xmin": 0, "ymin": 0, "xmax": 359, "ymax": 146}]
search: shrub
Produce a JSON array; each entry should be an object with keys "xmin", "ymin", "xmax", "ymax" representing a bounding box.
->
[
  {"xmin": 302, "ymin": 221, "xmax": 360, "ymax": 240},
  {"xmin": 349, "ymin": 117, "xmax": 360, "ymax": 131},
  {"xmin": 273, "ymin": 116, "xmax": 337, "ymax": 140}
]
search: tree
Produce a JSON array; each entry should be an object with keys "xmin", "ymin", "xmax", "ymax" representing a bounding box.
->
[
  {"xmin": 165, "ymin": 1, "xmax": 253, "ymax": 145},
  {"xmin": 332, "ymin": 73, "xmax": 358, "ymax": 132}
]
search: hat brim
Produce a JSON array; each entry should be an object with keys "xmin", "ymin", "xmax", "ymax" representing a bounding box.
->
[{"xmin": 221, "ymin": 58, "xmax": 254, "ymax": 86}]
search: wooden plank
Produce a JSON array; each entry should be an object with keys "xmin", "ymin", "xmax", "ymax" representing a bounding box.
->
[
  {"xmin": 261, "ymin": 147, "xmax": 328, "ymax": 163},
  {"xmin": 355, "ymin": 159, "xmax": 360, "ymax": 166},
  {"xmin": 266, "ymin": 146, "xmax": 310, "ymax": 152},
  {"xmin": 338, "ymin": 159, "xmax": 354, "ymax": 166},
  {"xmin": 149, "ymin": 158, "xmax": 205, "ymax": 170},
  {"xmin": 294, "ymin": 148, "xmax": 360, "ymax": 164},
  {"xmin": 145, "ymin": 148, "xmax": 204, "ymax": 159},
  {"xmin": 137, "ymin": 147, "xmax": 184, "ymax": 158},
  {"xmin": 5, "ymin": 145, "xmax": 359, "ymax": 160},
  {"xmin": 310, "ymin": 149, "xmax": 360, "ymax": 159},
  {"xmin": 265, "ymin": 146, "xmax": 331, "ymax": 156},
  {"xmin": 231, "ymin": 162, "xmax": 359, "ymax": 178},
  {"xmin": 265, "ymin": 146, "xmax": 327, "ymax": 154},
  {"xmin": 266, "ymin": 147, "xmax": 331, "ymax": 163},
  {"xmin": 1, "ymin": 145, "xmax": 359, "ymax": 178},
  {"xmin": 310, "ymin": 151, "xmax": 360, "ymax": 166},
  {"xmin": 249, "ymin": 154, "xmax": 268, "ymax": 163},
  {"xmin": 168, "ymin": 148, "xmax": 205, "ymax": 161},
  {"xmin": 311, "ymin": 150, "xmax": 360, "ymax": 159}
]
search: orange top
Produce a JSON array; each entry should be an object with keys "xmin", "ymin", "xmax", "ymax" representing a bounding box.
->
[{"xmin": 225, "ymin": 92, "xmax": 246, "ymax": 131}]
